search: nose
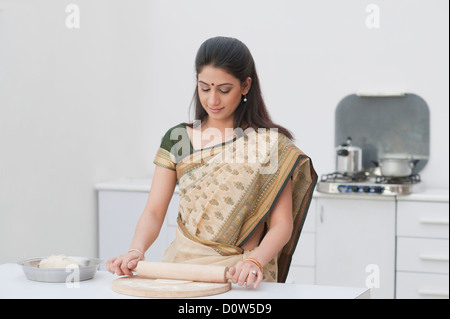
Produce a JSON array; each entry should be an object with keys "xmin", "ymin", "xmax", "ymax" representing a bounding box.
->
[{"xmin": 207, "ymin": 91, "xmax": 220, "ymax": 107}]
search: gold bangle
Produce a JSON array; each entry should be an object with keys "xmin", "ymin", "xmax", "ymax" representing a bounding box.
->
[
  {"xmin": 244, "ymin": 258, "xmax": 263, "ymax": 273},
  {"xmin": 128, "ymin": 249, "xmax": 145, "ymax": 260}
]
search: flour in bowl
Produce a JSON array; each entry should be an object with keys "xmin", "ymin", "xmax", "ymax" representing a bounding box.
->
[{"xmin": 38, "ymin": 255, "xmax": 79, "ymax": 269}]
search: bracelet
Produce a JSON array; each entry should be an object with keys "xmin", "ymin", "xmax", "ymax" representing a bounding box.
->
[
  {"xmin": 128, "ymin": 249, "xmax": 145, "ymax": 260},
  {"xmin": 243, "ymin": 258, "xmax": 263, "ymax": 273}
]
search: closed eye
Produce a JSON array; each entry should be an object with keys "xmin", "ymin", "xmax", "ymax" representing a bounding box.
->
[{"xmin": 200, "ymin": 88, "xmax": 230, "ymax": 94}]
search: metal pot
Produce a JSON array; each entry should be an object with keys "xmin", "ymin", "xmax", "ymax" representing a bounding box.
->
[
  {"xmin": 336, "ymin": 137, "xmax": 362, "ymax": 174},
  {"xmin": 375, "ymin": 154, "xmax": 420, "ymax": 177}
]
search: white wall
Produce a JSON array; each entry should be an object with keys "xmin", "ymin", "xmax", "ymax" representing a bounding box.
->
[
  {"xmin": 0, "ymin": 0, "xmax": 448, "ymax": 264},
  {"xmin": 0, "ymin": 0, "xmax": 153, "ymax": 263},
  {"xmin": 144, "ymin": 0, "xmax": 449, "ymax": 186}
]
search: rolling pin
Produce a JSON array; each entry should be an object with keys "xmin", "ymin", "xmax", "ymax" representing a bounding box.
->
[{"xmin": 133, "ymin": 261, "xmax": 233, "ymax": 283}]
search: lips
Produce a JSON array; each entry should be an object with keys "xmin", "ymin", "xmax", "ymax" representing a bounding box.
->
[{"xmin": 208, "ymin": 107, "xmax": 224, "ymax": 113}]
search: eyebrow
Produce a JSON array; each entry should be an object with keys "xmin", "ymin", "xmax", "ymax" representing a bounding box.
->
[{"xmin": 198, "ymin": 81, "xmax": 234, "ymax": 87}]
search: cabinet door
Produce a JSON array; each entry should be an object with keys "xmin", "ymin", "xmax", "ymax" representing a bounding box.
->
[
  {"xmin": 397, "ymin": 201, "xmax": 449, "ymax": 239},
  {"xmin": 287, "ymin": 198, "xmax": 316, "ymax": 284},
  {"xmin": 396, "ymin": 272, "xmax": 449, "ymax": 299},
  {"xmin": 397, "ymin": 237, "xmax": 449, "ymax": 274},
  {"xmin": 316, "ymin": 198, "xmax": 396, "ymax": 299},
  {"xmin": 98, "ymin": 190, "xmax": 170, "ymax": 265}
]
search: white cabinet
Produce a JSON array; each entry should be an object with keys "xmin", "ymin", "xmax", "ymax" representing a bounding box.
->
[
  {"xmin": 315, "ymin": 196, "xmax": 396, "ymax": 299},
  {"xmin": 397, "ymin": 201, "xmax": 449, "ymax": 239},
  {"xmin": 395, "ymin": 199, "xmax": 449, "ymax": 299},
  {"xmin": 96, "ymin": 179, "xmax": 179, "ymax": 269},
  {"xmin": 396, "ymin": 272, "xmax": 449, "ymax": 299},
  {"xmin": 397, "ymin": 237, "xmax": 449, "ymax": 274},
  {"xmin": 286, "ymin": 198, "xmax": 316, "ymax": 284}
]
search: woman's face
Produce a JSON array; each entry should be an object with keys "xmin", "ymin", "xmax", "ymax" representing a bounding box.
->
[{"xmin": 197, "ymin": 65, "xmax": 251, "ymax": 123}]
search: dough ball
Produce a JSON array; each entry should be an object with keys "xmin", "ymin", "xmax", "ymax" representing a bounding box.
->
[{"xmin": 38, "ymin": 255, "xmax": 79, "ymax": 269}]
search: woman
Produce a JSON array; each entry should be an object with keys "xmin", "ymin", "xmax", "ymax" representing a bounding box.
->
[{"xmin": 106, "ymin": 36, "xmax": 317, "ymax": 288}]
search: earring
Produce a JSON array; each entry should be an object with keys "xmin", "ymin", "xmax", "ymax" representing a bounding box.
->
[{"xmin": 243, "ymin": 95, "xmax": 248, "ymax": 103}]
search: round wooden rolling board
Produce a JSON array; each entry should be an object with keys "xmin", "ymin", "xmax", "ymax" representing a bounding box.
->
[{"xmin": 112, "ymin": 276, "xmax": 231, "ymax": 298}]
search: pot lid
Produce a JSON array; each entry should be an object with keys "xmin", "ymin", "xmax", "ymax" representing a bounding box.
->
[{"xmin": 380, "ymin": 153, "xmax": 429, "ymax": 160}]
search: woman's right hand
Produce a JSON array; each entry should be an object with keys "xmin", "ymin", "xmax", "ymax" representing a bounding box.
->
[{"xmin": 106, "ymin": 251, "xmax": 144, "ymax": 276}]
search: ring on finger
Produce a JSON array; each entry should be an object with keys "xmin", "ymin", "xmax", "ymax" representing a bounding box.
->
[{"xmin": 251, "ymin": 270, "xmax": 257, "ymax": 275}]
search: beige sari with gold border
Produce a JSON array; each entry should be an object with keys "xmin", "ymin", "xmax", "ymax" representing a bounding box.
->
[{"xmin": 154, "ymin": 124, "xmax": 317, "ymax": 282}]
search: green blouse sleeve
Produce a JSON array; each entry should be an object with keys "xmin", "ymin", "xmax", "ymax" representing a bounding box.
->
[{"xmin": 153, "ymin": 124, "xmax": 193, "ymax": 170}]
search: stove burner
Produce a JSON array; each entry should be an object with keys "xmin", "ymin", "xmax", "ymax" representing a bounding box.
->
[
  {"xmin": 317, "ymin": 172, "xmax": 423, "ymax": 195},
  {"xmin": 375, "ymin": 174, "xmax": 421, "ymax": 184},
  {"xmin": 320, "ymin": 171, "xmax": 367, "ymax": 183}
]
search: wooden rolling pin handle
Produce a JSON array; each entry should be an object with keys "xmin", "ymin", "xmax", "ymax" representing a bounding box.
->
[
  {"xmin": 130, "ymin": 267, "xmax": 234, "ymax": 280},
  {"xmin": 134, "ymin": 261, "xmax": 233, "ymax": 283}
]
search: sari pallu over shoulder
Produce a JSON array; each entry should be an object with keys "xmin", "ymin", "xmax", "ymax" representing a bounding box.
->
[
  {"xmin": 227, "ymin": 132, "xmax": 317, "ymax": 283},
  {"xmin": 154, "ymin": 125, "xmax": 317, "ymax": 283}
]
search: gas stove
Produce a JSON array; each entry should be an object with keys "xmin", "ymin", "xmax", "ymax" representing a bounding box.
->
[{"xmin": 317, "ymin": 172, "xmax": 424, "ymax": 196}]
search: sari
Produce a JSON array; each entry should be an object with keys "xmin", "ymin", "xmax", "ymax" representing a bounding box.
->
[{"xmin": 153, "ymin": 123, "xmax": 317, "ymax": 283}]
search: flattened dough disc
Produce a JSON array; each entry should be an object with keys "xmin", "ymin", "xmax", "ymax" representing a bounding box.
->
[{"xmin": 112, "ymin": 276, "xmax": 231, "ymax": 298}]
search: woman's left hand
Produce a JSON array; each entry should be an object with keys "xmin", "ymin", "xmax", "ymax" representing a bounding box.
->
[{"xmin": 228, "ymin": 260, "xmax": 263, "ymax": 288}]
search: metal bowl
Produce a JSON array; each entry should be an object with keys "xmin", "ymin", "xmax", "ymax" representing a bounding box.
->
[{"xmin": 18, "ymin": 256, "xmax": 102, "ymax": 283}]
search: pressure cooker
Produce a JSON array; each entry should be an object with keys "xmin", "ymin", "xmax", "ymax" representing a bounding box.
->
[{"xmin": 336, "ymin": 137, "xmax": 362, "ymax": 174}]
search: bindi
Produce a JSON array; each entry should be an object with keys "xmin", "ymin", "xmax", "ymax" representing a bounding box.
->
[{"xmin": 211, "ymin": 83, "xmax": 214, "ymax": 86}]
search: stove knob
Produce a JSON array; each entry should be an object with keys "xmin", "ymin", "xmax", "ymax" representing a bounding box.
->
[
  {"xmin": 363, "ymin": 186, "xmax": 371, "ymax": 193},
  {"xmin": 351, "ymin": 186, "xmax": 359, "ymax": 193},
  {"xmin": 374, "ymin": 186, "xmax": 384, "ymax": 194}
]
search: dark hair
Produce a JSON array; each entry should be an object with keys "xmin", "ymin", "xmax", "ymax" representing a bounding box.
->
[{"xmin": 187, "ymin": 36, "xmax": 293, "ymax": 140}]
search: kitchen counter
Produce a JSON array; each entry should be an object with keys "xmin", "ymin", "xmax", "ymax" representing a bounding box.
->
[
  {"xmin": 95, "ymin": 178, "xmax": 154, "ymax": 192},
  {"xmin": 95, "ymin": 178, "xmax": 448, "ymax": 203},
  {"xmin": 314, "ymin": 188, "xmax": 448, "ymax": 202},
  {"xmin": 396, "ymin": 188, "xmax": 449, "ymax": 202},
  {"xmin": 0, "ymin": 264, "xmax": 370, "ymax": 299}
]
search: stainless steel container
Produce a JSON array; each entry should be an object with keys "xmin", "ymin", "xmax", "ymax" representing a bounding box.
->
[
  {"xmin": 18, "ymin": 256, "xmax": 102, "ymax": 283},
  {"xmin": 336, "ymin": 137, "xmax": 362, "ymax": 174}
]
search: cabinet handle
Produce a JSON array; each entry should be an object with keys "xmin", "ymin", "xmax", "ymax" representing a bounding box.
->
[
  {"xmin": 419, "ymin": 218, "xmax": 449, "ymax": 226},
  {"xmin": 320, "ymin": 205, "xmax": 324, "ymax": 223},
  {"xmin": 417, "ymin": 289, "xmax": 449, "ymax": 298},
  {"xmin": 419, "ymin": 254, "xmax": 449, "ymax": 262}
]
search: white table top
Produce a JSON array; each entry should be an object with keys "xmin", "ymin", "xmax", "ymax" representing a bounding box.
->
[{"xmin": 0, "ymin": 264, "xmax": 370, "ymax": 299}]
